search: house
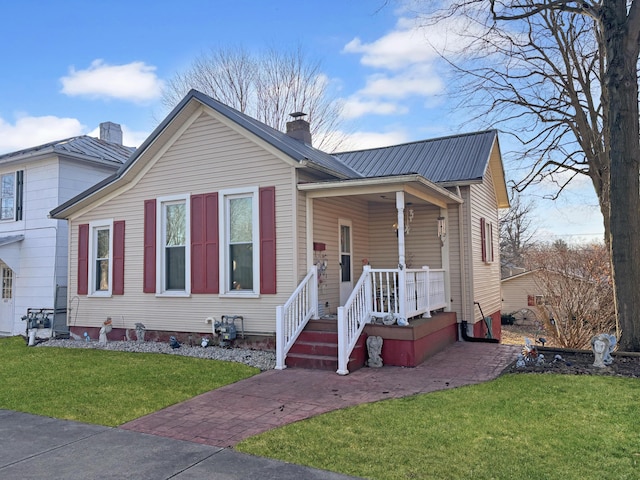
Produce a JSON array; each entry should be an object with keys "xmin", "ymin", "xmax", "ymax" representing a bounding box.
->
[
  {"xmin": 0, "ymin": 123, "xmax": 133, "ymax": 337},
  {"xmin": 50, "ymin": 90, "xmax": 509, "ymax": 373},
  {"xmin": 501, "ymin": 270, "xmax": 544, "ymax": 325}
]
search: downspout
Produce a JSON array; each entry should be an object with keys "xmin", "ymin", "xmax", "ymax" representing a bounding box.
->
[{"xmin": 456, "ymin": 187, "xmax": 468, "ymax": 340}]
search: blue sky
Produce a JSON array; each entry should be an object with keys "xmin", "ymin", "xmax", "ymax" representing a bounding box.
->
[{"xmin": 0, "ymin": 0, "xmax": 604, "ymax": 243}]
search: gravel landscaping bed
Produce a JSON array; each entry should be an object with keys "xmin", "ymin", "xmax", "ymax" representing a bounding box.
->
[{"xmin": 37, "ymin": 338, "xmax": 276, "ymax": 371}]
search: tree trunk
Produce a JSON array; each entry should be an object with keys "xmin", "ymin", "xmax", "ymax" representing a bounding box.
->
[{"xmin": 603, "ymin": 0, "xmax": 640, "ymax": 350}]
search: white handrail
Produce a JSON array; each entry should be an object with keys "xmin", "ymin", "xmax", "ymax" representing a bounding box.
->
[
  {"xmin": 275, "ymin": 266, "xmax": 318, "ymax": 370},
  {"xmin": 337, "ymin": 266, "xmax": 373, "ymax": 375}
]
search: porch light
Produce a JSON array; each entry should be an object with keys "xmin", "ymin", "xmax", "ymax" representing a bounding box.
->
[
  {"xmin": 438, "ymin": 216, "xmax": 447, "ymax": 245},
  {"xmin": 393, "ymin": 205, "xmax": 415, "ymax": 235}
]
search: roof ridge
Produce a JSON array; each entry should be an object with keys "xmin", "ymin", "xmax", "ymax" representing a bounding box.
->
[{"xmin": 333, "ymin": 129, "xmax": 497, "ymax": 156}]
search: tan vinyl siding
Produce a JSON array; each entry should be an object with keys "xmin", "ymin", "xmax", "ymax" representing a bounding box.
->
[
  {"xmin": 469, "ymin": 159, "xmax": 502, "ymax": 322},
  {"xmin": 501, "ymin": 273, "xmax": 542, "ymax": 314},
  {"xmin": 311, "ymin": 196, "xmax": 369, "ymax": 315},
  {"xmin": 367, "ymin": 202, "xmax": 442, "ymax": 269},
  {"xmin": 68, "ymin": 111, "xmax": 296, "ymax": 335}
]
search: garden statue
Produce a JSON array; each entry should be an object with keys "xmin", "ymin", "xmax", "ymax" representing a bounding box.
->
[
  {"xmin": 591, "ymin": 333, "xmax": 616, "ymax": 368},
  {"xmin": 98, "ymin": 318, "xmax": 113, "ymax": 345},
  {"xmin": 367, "ymin": 335, "xmax": 383, "ymax": 368},
  {"xmin": 134, "ymin": 323, "xmax": 146, "ymax": 342}
]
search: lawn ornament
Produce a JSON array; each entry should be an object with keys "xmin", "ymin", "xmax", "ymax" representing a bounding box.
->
[
  {"xmin": 367, "ymin": 336, "xmax": 383, "ymax": 368},
  {"xmin": 591, "ymin": 333, "xmax": 616, "ymax": 368}
]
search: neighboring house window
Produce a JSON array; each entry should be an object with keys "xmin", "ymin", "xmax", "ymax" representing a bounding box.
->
[
  {"xmin": 0, "ymin": 171, "xmax": 23, "ymax": 221},
  {"xmin": 2, "ymin": 267, "xmax": 12, "ymax": 299},
  {"xmin": 222, "ymin": 189, "xmax": 258, "ymax": 294},
  {"xmin": 157, "ymin": 195, "xmax": 190, "ymax": 295},
  {"xmin": 78, "ymin": 221, "xmax": 125, "ymax": 296},
  {"xmin": 480, "ymin": 217, "xmax": 494, "ymax": 263}
]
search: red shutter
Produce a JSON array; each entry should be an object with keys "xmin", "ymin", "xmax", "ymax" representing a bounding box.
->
[
  {"xmin": 143, "ymin": 200, "xmax": 156, "ymax": 293},
  {"xmin": 77, "ymin": 224, "xmax": 89, "ymax": 295},
  {"xmin": 113, "ymin": 220, "xmax": 125, "ymax": 295},
  {"xmin": 489, "ymin": 222, "xmax": 494, "ymax": 263},
  {"xmin": 191, "ymin": 193, "xmax": 219, "ymax": 294},
  {"xmin": 527, "ymin": 295, "xmax": 535, "ymax": 307},
  {"xmin": 259, "ymin": 186, "xmax": 277, "ymax": 294},
  {"xmin": 480, "ymin": 217, "xmax": 486, "ymax": 262}
]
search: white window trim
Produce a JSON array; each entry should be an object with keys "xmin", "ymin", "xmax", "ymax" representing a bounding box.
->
[
  {"xmin": 156, "ymin": 194, "xmax": 191, "ymax": 297},
  {"xmin": 218, "ymin": 186, "xmax": 260, "ymax": 298},
  {"xmin": 88, "ymin": 219, "xmax": 113, "ymax": 297}
]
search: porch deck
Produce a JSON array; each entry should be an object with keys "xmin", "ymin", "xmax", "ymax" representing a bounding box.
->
[{"xmin": 365, "ymin": 311, "xmax": 458, "ymax": 367}]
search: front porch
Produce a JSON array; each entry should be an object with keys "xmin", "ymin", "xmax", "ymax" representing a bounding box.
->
[{"xmin": 276, "ymin": 264, "xmax": 457, "ymax": 374}]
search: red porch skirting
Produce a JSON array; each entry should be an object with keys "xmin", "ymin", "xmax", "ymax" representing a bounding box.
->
[{"xmin": 364, "ymin": 312, "xmax": 458, "ymax": 367}]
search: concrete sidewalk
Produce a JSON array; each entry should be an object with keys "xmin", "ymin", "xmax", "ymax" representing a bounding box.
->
[
  {"xmin": 122, "ymin": 342, "xmax": 519, "ymax": 447},
  {"xmin": 0, "ymin": 409, "xmax": 360, "ymax": 479}
]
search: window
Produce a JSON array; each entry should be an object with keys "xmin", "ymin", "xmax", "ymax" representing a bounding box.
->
[
  {"xmin": 88, "ymin": 221, "xmax": 113, "ymax": 295},
  {"xmin": 158, "ymin": 196, "xmax": 190, "ymax": 294},
  {"xmin": 0, "ymin": 173, "xmax": 14, "ymax": 220},
  {"xmin": 480, "ymin": 217, "xmax": 494, "ymax": 263},
  {"xmin": 2, "ymin": 267, "xmax": 12, "ymax": 299},
  {"xmin": 221, "ymin": 188, "xmax": 259, "ymax": 295},
  {"xmin": 0, "ymin": 171, "xmax": 24, "ymax": 221}
]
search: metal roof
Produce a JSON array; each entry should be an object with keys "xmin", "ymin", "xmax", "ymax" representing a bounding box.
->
[
  {"xmin": 333, "ymin": 130, "xmax": 498, "ymax": 183},
  {"xmin": 0, "ymin": 136, "xmax": 134, "ymax": 166}
]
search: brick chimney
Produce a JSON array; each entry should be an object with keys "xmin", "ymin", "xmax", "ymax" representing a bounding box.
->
[
  {"xmin": 99, "ymin": 122, "xmax": 123, "ymax": 145},
  {"xmin": 286, "ymin": 112, "xmax": 312, "ymax": 146}
]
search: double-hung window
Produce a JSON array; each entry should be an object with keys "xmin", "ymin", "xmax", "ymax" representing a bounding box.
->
[
  {"xmin": 0, "ymin": 173, "xmax": 14, "ymax": 220},
  {"xmin": 480, "ymin": 217, "xmax": 494, "ymax": 263},
  {"xmin": 221, "ymin": 188, "xmax": 259, "ymax": 295},
  {"xmin": 88, "ymin": 220, "xmax": 113, "ymax": 296},
  {"xmin": 158, "ymin": 195, "xmax": 190, "ymax": 295}
]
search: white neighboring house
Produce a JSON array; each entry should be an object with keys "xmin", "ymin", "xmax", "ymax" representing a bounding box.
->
[{"xmin": 0, "ymin": 123, "xmax": 133, "ymax": 337}]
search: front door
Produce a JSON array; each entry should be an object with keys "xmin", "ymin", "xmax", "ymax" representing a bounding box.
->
[
  {"xmin": 0, "ymin": 265, "xmax": 14, "ymax": 335},
  {"xmin": 339, "ymin": 219, "xmax": 353, "ymax": 305}
]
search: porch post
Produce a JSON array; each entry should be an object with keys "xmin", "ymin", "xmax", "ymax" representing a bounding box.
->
[{"xmin": 396, "ymin": 192, "xmax": 407, "ymax": 320}]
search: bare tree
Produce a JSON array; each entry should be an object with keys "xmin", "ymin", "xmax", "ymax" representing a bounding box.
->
[
  {"xmin": 526, "ymin": 242, "xmax": 616, "ymax": 349},
  {"xmin": 162, "ymin": 45, "xmax": 346, "ymax": 151},
  {"xmin": 413, "ymin": 0, "xmax": 640, "ymax": 350},
  {"xmin": 500, "ymin": 193, "xmax": 537, "ymax": 269}
]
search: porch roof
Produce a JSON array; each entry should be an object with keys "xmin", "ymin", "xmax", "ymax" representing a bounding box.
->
[{"xmin": 298, "ymin": 174, "xmax": 463, "ymax": 208}]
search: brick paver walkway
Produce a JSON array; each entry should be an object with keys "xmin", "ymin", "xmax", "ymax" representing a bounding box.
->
[{"xmin": 120, "ymin": 342, "xmax": 520, "ymax": 447}]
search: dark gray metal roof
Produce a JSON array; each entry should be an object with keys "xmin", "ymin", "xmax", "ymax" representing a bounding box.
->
[
  {"xmin": 0, "ymin": 136, "xmax": 134, "ymax": 166},
  {"xmin": 334, "ymin": 130, "xmax": 498, "ymax": 183}
]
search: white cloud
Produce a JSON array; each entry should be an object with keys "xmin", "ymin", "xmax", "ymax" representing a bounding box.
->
[
  {"xmin": 359, "ymin": 65, "xmax": 444, "ymax": 98},
  {"xmin": 61, "ymin": 60, "xmax": 164, "ymax": 102},
  {"xmin": 343, "ymin": 16, "xmax": 479, "ymax": 71},
  {"xmin": 0, "ymin": 115, "xmax": 85, "ymax": 154},
  {"xmin": 341, "ymin": 98, "xmax": 408, "ymax": 119},
  {"xmin": 334, "ymin": 130, "xmax": 411, "ymax": 151}
]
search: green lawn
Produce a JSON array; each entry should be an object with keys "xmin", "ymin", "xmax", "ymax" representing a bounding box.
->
[
  {"xmin": 237, "ymin": 374, "xmax": 640, "ymax": 480},
  {"xmin": 0, "ymin": 336, "xmax": 259, "ymax": 426}
]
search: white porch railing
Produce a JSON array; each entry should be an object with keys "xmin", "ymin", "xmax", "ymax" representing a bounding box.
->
[
  {"xmin": 338, "ymin": 266, "xmax": 447, "ymax": 375},
  {"xmin": 370, "ymin": 267, "xmax": 446, "ymax": 320},
  {"xmin": 275, "ymin": 266, "xmax": 318, "ymax": 370},
  {"xmin": 336, "ymin": 265, "xmax": 374, "ymax": 375}
]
